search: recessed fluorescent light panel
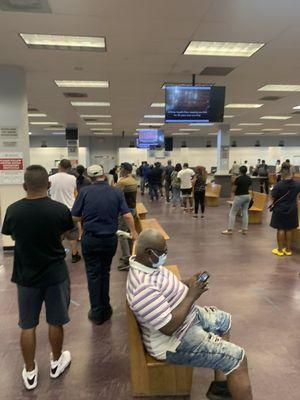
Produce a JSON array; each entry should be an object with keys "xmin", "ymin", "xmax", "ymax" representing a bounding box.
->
[
  {"xmin": 260, "ymin": 116, "xmax": 291, "ymax": 120},
  {"xmin": 184, "ymin": 41, "xmax": 265, "ymax": 57},
  {"xmin": 144, "ymin": 115, "xmax": 165, "ymax": 119},
  {"xmin": 239, "ymin": 123, "xmax": 263, "ymax": 126},
  {"xmin": 244, "ymin": 132, "xmax": 264, "ymax": 135},
  {"xmin": 224, "ymin": 115, "xmax": 235, "ymax": 118},
  {"xmin": 226, "ymin": 104, "xmax": 263, "ymax": 109},
  {"xmin": 262, "ymin": 129, "xmax": 282, "ymax": 132},
  {"xmin": 20, "ymin": 34, "xmax": 106, "ymax": 51},
  {"xmin": 55, "ymin": 80, "xmax": 109, "ymax": 88},
  {"xmin": 80, "ymin": 114, "xmax": 111, "ymax": 118},
  {"xmin": 139, "ymin": 123, "xmax": 164, "ymax": 126},
  {"xmin": 90, "ymin": 128, "xmax": 112, "ymax": 131},
  {"xmin": 86, "ymin": 122, "xmax": 112, "ymax": 126},
  {"xmin": 293, "ymin": 105, "xmax": 300, "ymax": 110},
  {"xmin": 51, "ymin": 132, "xmax": 65, "ymax": 135},
  {"xmin": 279, "ymin": 132, "xmax": 298, "ymax": 135},
  {"xmin": 208, "ymin": 132, "xmax": 218, "ymax": 136},
  {"xmin": 258, "ymin": 85, "xmax": 300, "ymax": 92},
  {"xmin": 179, "ymin": 128, "xmax": 201, "ymax": 131},
  {"xmin": 28, "ymin": 132, "xmax": 32, "ymax": 135},
  {"xmin": 28, "ymin": 113, "xmax": 47, "ymax": 117},
  {"xmin": 150, "ymin": 103, "xmax": 165, "ymax": 108},
  {"xmin": 189, "ymin": 123, "xmax": 214, "ymax": 126},
  {"xmin": 230, "ymin": 128, "xmax": 242, "ymax": 131},
  {"xmin": 71, "ymin": 101, "xmax": 110, "ymax": 107},
  {"xmin": 172, "ymin": 132, "xmax": 190, "ymax": 136},
  {"xmin": 285, "ymin": 123, "xmax": 300, "ymax": 126},
  {"xmin": 93, "ymin": 132, "xmax": 113, "ymax": 135},
  {"xmin": 30, "ymin": 121, "xmax": 59, "ymax": 125}
]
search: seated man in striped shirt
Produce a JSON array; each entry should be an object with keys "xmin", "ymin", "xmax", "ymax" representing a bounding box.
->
[{"xmin": 127, "ymin": 229, "xmax": 252, "ymax": 400}]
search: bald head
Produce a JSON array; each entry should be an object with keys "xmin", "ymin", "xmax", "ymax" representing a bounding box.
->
[{"xmin": 135, "ymin": 229, "xmax": 167, "ymax": 267}]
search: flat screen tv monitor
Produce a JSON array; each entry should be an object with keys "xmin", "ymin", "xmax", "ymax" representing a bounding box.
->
[
  {"xmin": 165, "ymin": 85, "xmax": 225, "ymax": 123},
  {"xmin": 136, "ymin": 129, "xmax": 164, "ymax": 148}
]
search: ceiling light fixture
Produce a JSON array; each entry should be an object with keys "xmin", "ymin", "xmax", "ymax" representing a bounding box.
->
[
  {"xmin": 239, "ymin": 123, "xmax": 263, "ymax": 126},
  {"xmin": 258, "ymin": 84, "xmax": 300, "ymax": 92},
  {"xmin": 244, "ymin": 132, "xmax": 264, "ymax": 135},
  {"xmin": 93, "ymin": 132, "xmax": 113, "ymax": 135},
  {"xmin": 230, "ymin": 128, "xmax": 242, "ymax": 131},
  {"xmin": 150, "ymin": 103, "xmax": 165, "ymax": 108},
  {"xmin": 285, "ymin": 123, "xmax": 300, "ymax": 126},
  {"xmin": 224, "ymin": 115, "xmax": 235, "ymax": 118},
  {"xmin": 30, "ymin": 121, "xmax": 59, "ymax": 125},
  {"xmin": 90, "ymin": 128, "xmax": 112, "ymax": 131},
  {"xmin": 279, "ymin": 132, "xmax": 298, "ymax": 135},
  {"xmin": 179, "ymin": 128, "xmax": 201, "ymax": 131},
  {"xmin": 86, "ymin": 122, "xmax": 112, "ymax": 126},
  {"xmin": 139, "ymin": 123, "xmax": 164, "ymax": 126},
  {"xmin": 189, "ymin": 123, "xmax": 214, "ymax": 126},
  {"xmin": 144, "ymin": 115, "xmax": 165, "ymax": 119},
  {"xmin": 55, "ymin": 80, "xmax": 109, "ymax": 88},
  {"xmin": 184, "ymin": 41, "xmax": 265, "ymax": 57},
  {"xmin": 71, "ymin": 101, "xmax": 110, "ymax": 107},
  {"xmin": 28, "ymin": 132, "xmax": 32, "ymax": 135},
  {"xmin": 28, "ymin": 113, "xmax": 47, "ymax": 117},
  {"xmin": 226, "ymin": 103, "xmax": 263, "ymax": 109},
  {"xmin": 262, "ymin": 129, "xmax": 282, "ymax": 132},
  {"xmin": 20, "ymin": 34, "xmax": 106, "ymax": 51},
  {"xmin": 172, "ymin": 132, "xmax": 190, "ymax": 136},
  {"xmin": 260, "ymin": 116, "xmax": 291, "ymax": 120},
  {"xmin": 80, "ymin": 114, "xmax": 111, "ymax": 118}
]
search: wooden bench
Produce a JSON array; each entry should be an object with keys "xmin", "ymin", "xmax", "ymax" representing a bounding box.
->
[
  {"xmin": 136, "ymin": 202, "xmax": 148, "ymax": 220},
  {"xmin": 127, "ymin": 265, "xmax": 193, "ymax": 396},
  {"xmin": 205, "ymin": 183, "xmax": 222, "ymax": 207},
  {"xmin": 227, "ymin": 191, "xmax": 267, "ymax": 224}
]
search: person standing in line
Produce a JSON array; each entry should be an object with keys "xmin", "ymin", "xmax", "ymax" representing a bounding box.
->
[
  {"xmin": 116, "ymin": 163, "xmax": 138, "ymax": 271},
  {"xmin": 109, "ymin": 166, "xmax": 119, "ymax": 185},
  {"xmin": 164, "ymin": 160, "xmax": 174, "ymax": 203},
  {"xmin": 49, "ymin": 159, "xmax": 81, "ymax": 263},
  {"xmin": 72, "ymin": 165, "xmax": 138, "ymax": 325},
  {"xmin": 155, "ymin": 162, "xmax": 164, "ymax": 198},
  {"xmin": 230, "ymin": 161, "xmax": 240, "ymax": 176},
  {"xmin": 275, "ymin": 160, "xmax": 281, "ymax": 182},
  {"xmin": 192, "ymin": 166, "xmax": 207, "ymax": 219},
  {"xmin": 138, "ymin": 161, "xmax": 148, "ymax": 196},
  {"xmin": 177, "ymin": 163, "xmax": 195, "ymax": 212},
  {"xmin": 257, "ymin": 160, "xmax": 269, "ymax": 194},
  {"xmin": 76, "ymin": 165, "xmax": 91, "ymax": 193},
  {"xmin": 147, "ymin": 164, "xmax": 161, "ymax": 201},
  {"xmin": 170, "ymin": 163, "xmax": 182, "ymax": 208},
  {"xmin": 222, "ymin": 166, "xmax": 252, "ymax": 235},
  {"xmin": 2, "ymin": 165, "xmax": 73, "ymax": 390},
  {"xmin": 270, "ymin": 162, "xmax": 300, "ymax": 256}
]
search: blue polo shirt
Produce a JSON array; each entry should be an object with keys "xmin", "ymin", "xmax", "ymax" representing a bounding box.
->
[{"xmin": 72, "ymin": 181, "xmax": 129, "ymax": 236}]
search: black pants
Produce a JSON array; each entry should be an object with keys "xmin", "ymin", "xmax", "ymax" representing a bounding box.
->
[
  {"xmin": 259, "ymin": 177, "xmax": 269, "ymax": 194},
  {"xmin": 194, "ymin": 191, "xmax": 205, "ymax": 214},
  {"xmin": 82, "ymin": 233, "xmax": 118, "ymax": 320}
]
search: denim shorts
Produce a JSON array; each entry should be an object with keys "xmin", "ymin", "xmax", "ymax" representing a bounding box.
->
[{"xmin": 166, "ymin": 306, "xmax": 245, "ymax": 375}]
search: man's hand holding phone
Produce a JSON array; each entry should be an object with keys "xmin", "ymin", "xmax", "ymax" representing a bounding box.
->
[{"xmin": 186, "ymin": 271, "xmax": 209, "ymax": 301}]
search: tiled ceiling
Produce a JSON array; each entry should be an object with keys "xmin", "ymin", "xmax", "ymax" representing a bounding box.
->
[{"xmin": 1, "ymin": 0, "xmax": 300, "ymax": 138}]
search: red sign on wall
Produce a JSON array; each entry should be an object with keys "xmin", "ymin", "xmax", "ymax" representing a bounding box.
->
[{"xmin": 0, "ymin": 158, "xmax": 23, "ymax": 171}]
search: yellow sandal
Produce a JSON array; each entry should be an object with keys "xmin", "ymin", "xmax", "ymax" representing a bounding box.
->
[{"xmin": 272, "ymin": 248, "xmax": 284, "ymax": 257}]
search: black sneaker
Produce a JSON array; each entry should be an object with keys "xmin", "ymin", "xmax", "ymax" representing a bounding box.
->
[
  {"xmin": 71, "ymin": 253, "xmax": 81, "ymax": 263},
  {"xmin": 206, "ymin": 381, "xmax": 232, "ymax": 400}
]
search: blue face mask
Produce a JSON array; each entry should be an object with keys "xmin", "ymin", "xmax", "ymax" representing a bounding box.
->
[{"xmin": 150, "ymin": 249, "xmax": 167, "ymax": 269}]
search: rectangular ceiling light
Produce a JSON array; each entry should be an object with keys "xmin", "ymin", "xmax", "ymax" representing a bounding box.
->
[
  {"xmin": 189, "ymin": 123, "xmax": 214, "ymax": 126},
  {"xmin": 285, "ymin": 123, "xmax": 300, "ymax": 126},
  {"xmin": 260, "ymin": 116, "xmax": 291, "ymax": 120},
  {"xmin": 28, "ymin": 113, "xmax": 47, "ymax": 117},
  {"xmin": 20, "ymin": 34, "xmax": 106, "ymax": 51},
  {"xmin": 144, "ymin": 115, "xmax": 165, "ymax": 119},
  {"xmin": 150, "ymin": 103, "xmax": 165, "ymax": 108},
  {"xmin": 279, "ymin": 132, "xmax": 298, "ymax": 135},
  {"xmin": 226, "ymin": 103, "xmax": 263, "ymax": 108},
  {"xmin": 262, "ymin": 129, "xmax": 282, "ymax": 132},
  {"xmin": 184, "ymin": 41, "xmax": 265, "ymax": 57},
  {"xmin": 230, "ymin": 128, "xmax": 242, "ymax": 131},
  {"xmin": 258, "ymin": 84, "xmax": 300, "ymax": 92},
  {"xmin": 172, "ymin": 132, "xmax": 190, "ymax": 136},
  {"xmin": 139, "ymin": 123, "xmax": 164, "ymax": 126},
  {"xmin": 208, "ymin": 132, "xmax": 218, "ymax": 136},
  {"xmin": 86, "ymin": 122, "xmax": 112, "ymax": 126},
  {"xmin": 244, "ymin": 132, "xmax": 264, "ymax": 135},
  {"xmin": 55, "ymin": 80, "xmax": 109, "ymax": 88},
  {"xmin": 224, "ymin": 115, "xmax": 235, "ymax": 118},
  {"xmin": 293, "ymin": 105, "xmax": 300, "ymax": 110},
  {"xmin": 71, "ymin": 101, "xmax": 110, "ymax": 107},
  {"xmin": 30, "ymin": 121, "xmax": 59, "ymax": 125},
  {"xmin": 80, "ymin": 114, "xmax": 111, "ymax": 118},
  {"xmin": 51, "ymin": 132, "xmax": 65, "ymax": 135},
  {"xmin": 90, "ymin": 128, "xmax": 112, "ymax": 131},
  {"xmin": 239, "ymin": 123, "xmax": 263, "ymax": 126},
  {"xmin": 179, "ymin": 128, "xmax": 201, "ymax": 131},
  {"xmin": 93, "ymin": 132, "xmax": 113, "ymax": 135}
]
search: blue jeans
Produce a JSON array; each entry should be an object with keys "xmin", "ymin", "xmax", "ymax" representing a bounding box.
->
[
  {"xmin": 171, "ymin": 187, "xmax": 181, "ymax": 205},
  {"xmin": 166, "ymin": 306, "xmax": 244, "ymax": 375},
  {"xmin": 140, "ymin": 176, "xmax": 146, "ymax": 194},
  {"xmin": 82, "ymin": 233, "xmax": 118, "ymax": 320},
  {"xmin": 228, "ymin": 194, "xmax": 251, "ymax": 230},
  {"xmin": 149, "ymin": 184, "xmax": 159, "ymax": 200}
]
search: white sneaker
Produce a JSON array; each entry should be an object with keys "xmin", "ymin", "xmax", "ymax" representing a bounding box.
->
[
  {"xmin": 22, "ymin": 362, "xmax": 38, "ymax": 390},
  {"xmin": 50, "ymin": 351, "xmax": 71, "ymax": 379}
]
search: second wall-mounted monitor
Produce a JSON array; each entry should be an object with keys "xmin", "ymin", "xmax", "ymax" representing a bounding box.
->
[
  {"xmin": 136, "ymin": 129, "xmax": 164, "ymax": 148},
  {"xmin": 165, "ymin": 85, "xmax": 225, "ymax": 123}
]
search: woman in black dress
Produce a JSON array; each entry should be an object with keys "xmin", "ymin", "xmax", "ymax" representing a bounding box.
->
[{"xmin": 270, "ymin": 162, "xmax": 300, "ymax": 256}]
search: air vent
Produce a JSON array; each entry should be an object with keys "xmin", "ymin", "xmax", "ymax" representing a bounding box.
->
[
  {"xmin": 200, "ymin": 67, "xmax": 234, "ymax": 76},
  {"xmin": 83, "ymin": 118, "xmax": 99, "ymax": 122},
  {"xmin": 0, "ymin": 0, "xmax": 51, "ymax": 13},
  {"xmin": 63, "ymin": 92, "xmax": 88, "ymax": 98},
  {"xmin": 260, "ymin": 96, "xmax": 283, "ymax": 101},
  {"xmin": 28, "ymin": 107, "xmax": 39, "ymax": 112}
]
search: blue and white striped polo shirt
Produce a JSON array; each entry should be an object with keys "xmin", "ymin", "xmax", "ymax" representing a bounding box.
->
[{"xmin": 126, "ymin": 257, "xmax": 197, "ymax": 360}]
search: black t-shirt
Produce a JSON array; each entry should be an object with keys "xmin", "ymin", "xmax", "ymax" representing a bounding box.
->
[
  {"xmin": 1, "ymin": 197, "xmax": 74, "ymax": 288},
  {"xmin": 234, "ymin": 175, "xmax": 252, "ymax": 195}
]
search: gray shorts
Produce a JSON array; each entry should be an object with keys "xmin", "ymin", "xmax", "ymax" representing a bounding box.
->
[
  {"xmin": 65, "ymin": 225, "xmax": 79, "ymax": 241},
  {"xmin": 17, "ymin": 279, "xmax": 70, "ymax": 329}
]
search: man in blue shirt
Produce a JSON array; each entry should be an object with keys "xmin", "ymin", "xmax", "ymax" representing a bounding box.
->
[{"xmin": 72, "ymin": 164, "xmax": 137, "ymax": 325}]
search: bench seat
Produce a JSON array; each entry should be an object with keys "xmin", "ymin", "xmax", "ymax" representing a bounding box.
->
[
  {"xmin": 140, "ymin": 218, "xmax": 170, "ymax": 240},
  {"xmin": 136, "ymin": 202, "xmax": 148, "ymax": 219},
  {"xmin": 205, "ymin": 183, "xmax": 222, "ymax": 206}
]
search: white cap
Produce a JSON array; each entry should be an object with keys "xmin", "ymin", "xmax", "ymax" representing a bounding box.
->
[{"xmin": 87, "ymin": 164, "xmax": 104, "ymax": 177}]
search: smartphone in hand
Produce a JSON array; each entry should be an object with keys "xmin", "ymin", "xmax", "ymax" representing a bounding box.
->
[{"xmin": 197, "ymin": 271, "xmax": 210, "ymax": 283}]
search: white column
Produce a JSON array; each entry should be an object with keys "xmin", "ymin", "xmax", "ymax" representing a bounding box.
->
[
  {"xmin": 0, "ymin": 66, "xmax": 29, "ymax": 248},
  {"xmin": 217, "ymin": 124, "xmax": 230, "ymax": 173}
]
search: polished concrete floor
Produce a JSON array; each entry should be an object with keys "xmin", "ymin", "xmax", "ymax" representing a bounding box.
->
[{"xmin": 1, "ymin": 196, "xmax": 300, "ymax": 400}]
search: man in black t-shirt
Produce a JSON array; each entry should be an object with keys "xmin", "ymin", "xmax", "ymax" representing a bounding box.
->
[
  {"xmin": 1, "ymin": 165, "xmax": 74, "ymax": 390},
  {"xmin": 164, "ymin": 160, "xmax": 174, "ymax": 202}
]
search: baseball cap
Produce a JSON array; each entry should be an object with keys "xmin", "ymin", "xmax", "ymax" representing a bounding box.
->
[
  {"xmin": 122, "ymin": 162, "xmax": 133, "ymax": 172},
  {"xmin": 87, "ymin": 164, "xmax": 104, "ymax": 177}
]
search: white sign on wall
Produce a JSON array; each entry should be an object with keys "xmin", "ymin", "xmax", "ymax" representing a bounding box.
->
[{"xmin": 0, "ymin": 127, "xmax": 20, "ymax": 149}]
